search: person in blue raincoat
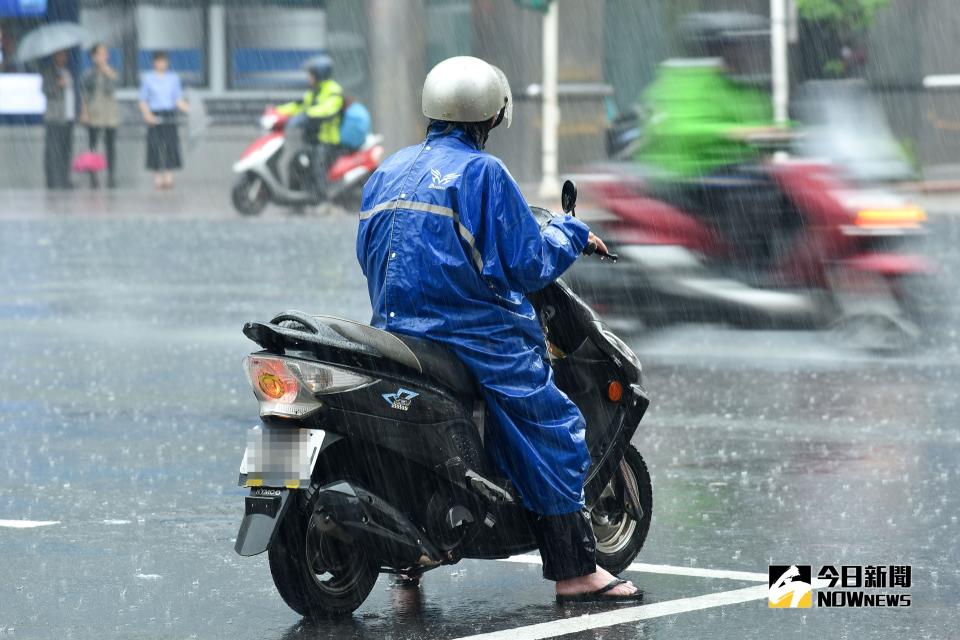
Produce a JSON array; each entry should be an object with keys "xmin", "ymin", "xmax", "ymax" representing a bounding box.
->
[{"xmin": 356, "ymin": 56, "xmax": 640, "ymax": 602}]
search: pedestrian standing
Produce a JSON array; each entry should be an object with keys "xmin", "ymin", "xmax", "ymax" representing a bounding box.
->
[
  {"xmin": 138, "ymin": 51, "xmax": 188, "ymax": 189},
  {"xmin": 41, "ymin": 49, "xmax": 75, "ymax": 190},
  {"xmin": 80, "ymin": 42, "xmax": 119, "ymax": 189}
]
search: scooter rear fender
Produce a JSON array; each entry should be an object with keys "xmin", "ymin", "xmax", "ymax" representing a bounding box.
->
[{"xmin": 234, "ymin": 487, "xmax": 292, "ymax": 556}]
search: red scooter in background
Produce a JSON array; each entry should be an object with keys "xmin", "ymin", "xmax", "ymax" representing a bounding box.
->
[
  {"xmin": 231, "ymin": 106, "xmax": 385, "ymax": 215},
  {"xmin": 566, "ymin": 82, "xmax": 941, "ymax": 349}
]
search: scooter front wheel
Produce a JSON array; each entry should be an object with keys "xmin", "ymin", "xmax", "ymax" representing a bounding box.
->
[
  {"xmin": 591, "ymin": 445, "xmax": 653, "ymax": 575},
  {"xmin": 268, "ymin": 489, "xmax": 379, "ymax": 619},
  {"xmin": 231, "ymin": 173, "xmax": 269, "ymax": 216}
]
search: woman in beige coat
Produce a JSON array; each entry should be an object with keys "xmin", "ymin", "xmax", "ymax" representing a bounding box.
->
[{"xmin": 80, "ymin": 43, "xmax": 119, "ymax": 188}]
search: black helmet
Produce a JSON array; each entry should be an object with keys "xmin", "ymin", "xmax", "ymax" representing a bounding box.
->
[
  {"xmin": 302, "ymin": 53, "xmax": 333, "ymax": 82},
  {"xmin": 678, "ymin": 12, "xmax": 769, "ymax": 51},
  {"xmin": 677, "ymin": 12, "xmax": 770, "ymax": 84}
]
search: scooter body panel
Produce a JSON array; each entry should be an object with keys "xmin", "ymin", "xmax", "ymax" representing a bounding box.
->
[
  {"xmin": 234, "ymin": 273, "xmax": 650, "ymax": 571},
  {"xmin": 571, "ymin": 160, "xmax": 937, "ymax": 329},
  {"xmin": 232, "ymin": 107, "xmax": 384, "ymax": 211}
]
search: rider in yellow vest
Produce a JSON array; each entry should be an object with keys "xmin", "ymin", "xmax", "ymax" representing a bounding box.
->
[{"xmin": 276, "ymin": 54, "xmax": 343, "ymax": 197}]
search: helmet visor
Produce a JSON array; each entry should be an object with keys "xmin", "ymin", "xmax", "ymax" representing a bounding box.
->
[{"xmin": 490, "ymin": 65, "xmax": 512, "ymax": 128}]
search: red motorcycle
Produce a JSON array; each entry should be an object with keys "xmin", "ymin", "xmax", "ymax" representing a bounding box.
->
[
  {"xmin": 566, "ymin": 159, "xmax": 939, "ymax": 348},
  {"xmin": 231, "ymin": 106, "xmax": 385, "ymax": 215}
]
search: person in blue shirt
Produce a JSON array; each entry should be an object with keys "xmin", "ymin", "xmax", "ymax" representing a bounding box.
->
[
  {"xmin": 138, "ymin": 51, "xmax": 189, "ymax": 190},
  {"xmin": 356, "ymin": 56, "xmax": 640, "ymax": 602}
]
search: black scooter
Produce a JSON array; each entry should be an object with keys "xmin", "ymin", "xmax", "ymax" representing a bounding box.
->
[{"xmin": 232, "ymin": 182, "xmax": 652, "ymax": 618}]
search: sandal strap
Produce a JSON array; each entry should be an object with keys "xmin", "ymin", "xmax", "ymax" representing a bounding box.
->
[{"xmin": 594, "ymin": 578, "xmax": 628, "ymax": 595}]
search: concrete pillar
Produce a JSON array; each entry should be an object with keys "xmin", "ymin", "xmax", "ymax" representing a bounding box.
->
[
  {"xmin": 472, "ymin": 0, "xmax": 607, "ymax": 187},
  {"xmin": 208, "ymin": 2, "xmax": 227, "ymax": 93},
  {"xmin": 366, "ymin": 0, "xmax": 427, "ymax": 152},
  {"xmin": 471, "ymin": 0, "xmax": 543, "ymax": 185}
]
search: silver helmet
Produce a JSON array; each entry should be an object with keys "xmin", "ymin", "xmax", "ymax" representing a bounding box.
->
[{"xmin": 422, "ymin": 56, "xmax": 512, "ymax": 128}]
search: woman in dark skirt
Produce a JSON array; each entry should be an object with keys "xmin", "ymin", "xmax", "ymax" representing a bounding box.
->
[{"xmin": 138, "ymin": 51, "xmax": 189, "ymax": 189}]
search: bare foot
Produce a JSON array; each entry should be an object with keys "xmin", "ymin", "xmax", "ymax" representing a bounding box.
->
[{"xmin": 556, "ymin": 566, "xmax": 637, "ymax": 597}]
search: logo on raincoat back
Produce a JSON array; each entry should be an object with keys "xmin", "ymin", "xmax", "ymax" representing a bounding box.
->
[{"xmin": 429, "ymin": 169, "xmax": 459, "ymax": 190}]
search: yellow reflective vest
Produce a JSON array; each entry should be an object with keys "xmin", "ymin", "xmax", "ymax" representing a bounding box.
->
[{"xmin": 277, "ymin": 79, "xmax": 344, "ymax": 145}]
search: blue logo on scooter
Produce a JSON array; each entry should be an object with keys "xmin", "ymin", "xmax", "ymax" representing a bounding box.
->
[{"xmin": 382, "ymin": 388, "xmax": 419, "ymax": 411}]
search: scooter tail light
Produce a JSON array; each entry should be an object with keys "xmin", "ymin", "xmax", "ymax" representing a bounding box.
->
[
  {"xmin": 246, "ymin": 356, "xmax": 299, "ymax": 403},
  {"xmin": 854, "ymin": 207, "xmax": 927, "ymax": 228},
  {"xmin": 285, "ymin": 360, "xmax": 376, "ymax": 394},
  {"xmin": 243, "ymin": 356, "xmax": 376, "ymax": 418}
]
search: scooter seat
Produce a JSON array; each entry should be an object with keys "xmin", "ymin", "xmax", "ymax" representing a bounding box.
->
[
  {"xmin": 390, "ymin": 333, "xmax": 480, "ymax": 401},
  {"xmin": 310, "ymin": 315, "xmax": 479, "ymax": 401}
]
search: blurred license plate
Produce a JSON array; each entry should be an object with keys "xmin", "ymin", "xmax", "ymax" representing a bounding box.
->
[{"xmin": 239, "ymin": 426, "xmax": 324, "ymax": 489}]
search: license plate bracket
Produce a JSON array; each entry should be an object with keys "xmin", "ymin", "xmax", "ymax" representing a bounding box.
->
[{"xmin": 238, "ymin": 426, "xmax": 325, "ymax": 489}]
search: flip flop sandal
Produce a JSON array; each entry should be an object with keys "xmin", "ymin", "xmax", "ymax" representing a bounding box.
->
[{"xmin": 555, "ymin": 578, "xmax": 643, "ymax": 604}]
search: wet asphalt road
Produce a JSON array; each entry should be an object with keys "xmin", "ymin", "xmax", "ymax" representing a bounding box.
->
[{"xmin": 1, "ymin": 191, "xmax": 958, "ymax": 639}]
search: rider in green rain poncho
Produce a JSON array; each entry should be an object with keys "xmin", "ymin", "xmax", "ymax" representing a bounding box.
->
[
  {"xmin": 637, "ymin": 58, "xmax": 775, "ymax": 178},
  {"xmin": 635, "ymin": 11, "xmax": 784, "ymax": 180},
  {"xmin": 634, "ymin": 12, "xmax": 789, "ymax": 263}
]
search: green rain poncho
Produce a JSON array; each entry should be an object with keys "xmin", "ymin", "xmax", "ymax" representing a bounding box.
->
[{"xmin": 636, "ymin": 60, "xmax": 775, "ymax": 178}]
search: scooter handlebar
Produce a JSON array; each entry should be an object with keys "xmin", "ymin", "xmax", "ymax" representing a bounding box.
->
[{"xmin": 583, "ymin": 241, "xmax": 618, "ymax": 262}]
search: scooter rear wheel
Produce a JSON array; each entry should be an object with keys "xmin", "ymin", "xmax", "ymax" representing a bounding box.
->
[
  {"xmin": 268, "ymin": 489, "xmax": 379, "ymax": 619},
  {"xmin": 591, "ymin": 445, "xmax": 653, "ymax": 575}
]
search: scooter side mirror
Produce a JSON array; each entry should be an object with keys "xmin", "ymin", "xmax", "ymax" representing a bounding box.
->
[{"xmin": 561, "ymin": 179, "xmax": 578, "ymax": 215}]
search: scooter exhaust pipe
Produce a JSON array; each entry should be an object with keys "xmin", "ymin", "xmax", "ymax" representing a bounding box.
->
[{"xmin": 313, "ymin": 481, "xmax": 443, "ymax": 568}]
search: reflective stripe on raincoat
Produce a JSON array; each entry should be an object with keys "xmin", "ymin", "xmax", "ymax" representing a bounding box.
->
[{"xmin": 356, "ymin": 124, "xmax": 592, "ymax": 516}]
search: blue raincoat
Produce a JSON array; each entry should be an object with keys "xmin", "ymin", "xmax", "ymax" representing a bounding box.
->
[{"xmin": 356, "ymin": 125, "xmax": 591, "ymax": 516}]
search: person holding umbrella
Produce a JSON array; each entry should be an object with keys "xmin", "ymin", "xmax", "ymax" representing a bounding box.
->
[
  {"xmin": 138, "ymin": 50, "xmax": 189, "ymax": 190},
  {"xmin": 14, "ymin": 22, "xmax": 89, "ymax": 189},
  {"xmin": 41, "ymin": 49, "xmax": 76, "ymax": 190}
]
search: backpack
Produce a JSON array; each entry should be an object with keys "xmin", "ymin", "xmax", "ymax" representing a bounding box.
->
[{"xmin": 340, "ymin": 101, "xmax": 371, "ymax": 150}]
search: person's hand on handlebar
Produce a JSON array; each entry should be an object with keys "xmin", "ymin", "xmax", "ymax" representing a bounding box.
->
[{"xmin": 587, "ymin": 232, "xmax": 609, "ymax": 256}]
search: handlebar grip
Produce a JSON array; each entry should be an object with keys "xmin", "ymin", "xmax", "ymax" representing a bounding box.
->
[{"xmin": 583, "ymin": 241, "xmax": 618, "ymax": 262}]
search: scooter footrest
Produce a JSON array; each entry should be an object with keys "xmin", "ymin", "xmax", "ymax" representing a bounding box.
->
[{"xmin": 465, "ymin": 470, "xmax": 515, "ymax": 504}]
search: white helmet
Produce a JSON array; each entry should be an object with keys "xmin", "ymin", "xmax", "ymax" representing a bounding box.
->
[{"xmin": 422, "ymin": 56, "xmax": 513, "ymax": 128}]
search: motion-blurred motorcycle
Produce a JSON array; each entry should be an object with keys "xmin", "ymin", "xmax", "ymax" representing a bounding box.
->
[
  {"xmin": 568, "ymin": 81, "xmax": 941, "ymax": 348},
  {"xmin": 231, "ymin": 106, "xmax": 385, "ymax": 215},
  {"xmin": 231, "ymin": 183, "xmax": 652, "ymax": 618}
]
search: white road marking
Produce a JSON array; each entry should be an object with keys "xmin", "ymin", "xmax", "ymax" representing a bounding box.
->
[
  {"xmin": 450, "ymin": 584, "xmax": 769, "ymax": 640},
  {"xmin": 0, "ymin": 519, "xmax": 60, "ymax": 529},
  {"xmin": 102, "ymin": 519, "xmax": 131, "ymax": 525},
  {"xmin": 498, "ymin": 554, "xmax": 768, "ymax": 582}
]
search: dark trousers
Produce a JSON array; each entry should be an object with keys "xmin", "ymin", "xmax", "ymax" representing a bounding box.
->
[
  {"xmin": 311, "ymin": 144, "xmax": 335, "ymax": 197},
  {"xmin": 44, "ymin": 122, "xmax": 73, "ymax": 190},
  {"xmin": 87, "ymin": 126, "xmax": 116, "ymax": 188},
  {"xmin": 532, "ymin": 508, "xmax": 598, "ymax": 581}
]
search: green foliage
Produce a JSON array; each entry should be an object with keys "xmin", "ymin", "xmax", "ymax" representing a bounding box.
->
[
  {"xmin": 797, "ymin": 0, "xmax": 891, "ymax": 30},
  {"xmin": 513, "ymin": 0, "xmax": 551, "ymax": 12},
  {"xmin": 822, "ymin": 59, "xmax": 847, "ymax": 77}
]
